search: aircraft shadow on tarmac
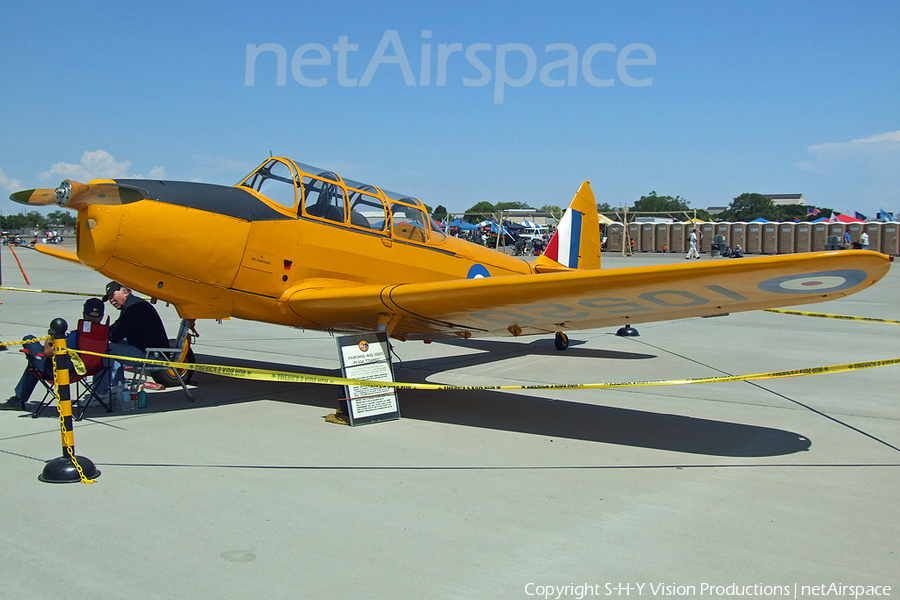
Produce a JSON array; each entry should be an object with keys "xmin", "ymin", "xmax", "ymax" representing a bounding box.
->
[{"xmin": 52, "ymin": 338, "xmax": 811, "ymax": 458}]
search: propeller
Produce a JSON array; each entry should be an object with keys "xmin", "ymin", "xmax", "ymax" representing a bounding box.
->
[
  {"xmin": 9, "ymin": 188, "xmax": 58, "ymax": 205},
  {"xmin": 9, "ymin": 180, "xmax": 146, "ymax": 209}
]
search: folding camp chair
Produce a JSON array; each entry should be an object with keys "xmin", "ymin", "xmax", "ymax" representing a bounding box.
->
[
  {"xmin": 27, "ymin": 319, "xmax": 112, "ymax": 420},
  {"xmin": 127, "ymin": 319, "xmax": 196, "ymax": 403},
  {"xmin": 71, "ymin": 318, "xmax": 113, "ymax": 419}
]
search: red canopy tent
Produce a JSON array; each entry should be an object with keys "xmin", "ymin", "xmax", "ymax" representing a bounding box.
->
[{"xmin": 831, "ymin": 213, "xmax": 865, "ymax": 223}]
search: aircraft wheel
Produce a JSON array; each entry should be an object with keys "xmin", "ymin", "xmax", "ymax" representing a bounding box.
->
[
  {"xmin": 554, "ymin": 331, "xmax": 569, "ymax": 351},
  {"xmin": 151, "ymin": 340, "xmax": 195, "ymax": 387}
]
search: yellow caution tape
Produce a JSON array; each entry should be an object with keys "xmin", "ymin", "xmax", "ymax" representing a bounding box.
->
[
  {"xmin": 764, "ymin": 308, "xmax": 900, "ymax": 325},
  {"xmin": 0, "ymin": 286, "xmax": 99, "ymax": 297},
  {"xmin": 72, "ymin": 348, "xmax": 900, "ymax": 392},
  {"xmin": 1, "ymin": 335, "xmax": 53, "ymax": 348},
  {"xmin": 69, "ymin": 352, "xmax": 87, "ymax": 376}
]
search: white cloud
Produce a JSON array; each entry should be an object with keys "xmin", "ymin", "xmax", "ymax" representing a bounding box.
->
[
  {"xmin": 804, "ymin": 129, "xmax": 900, "ymax": 160},
  {"xmin": 0, "ymin": 166, "xmax": 22, "ymax": 192},
  {"xmin": 797, "ymin": 129, "xmax": 900, "ymax": 175},
  {"xmin": 38, "ymin": 150, "xmax": 166, "ymax": 183},
  {"xmin": 36, "ymin": 150, "xmax": 167, "ymax": 183},
  {"xmin": 796, "ymin": 129, "xmax": 900, "ymax": 215},
  {"xmin": 38, "ymin": 149, "xmax": 131, "ymax": 182}
]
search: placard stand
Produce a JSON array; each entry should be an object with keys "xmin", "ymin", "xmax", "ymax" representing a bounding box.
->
[{"xmin": 336, "ymin": 332, "xmax": 400, "ymax": 426}]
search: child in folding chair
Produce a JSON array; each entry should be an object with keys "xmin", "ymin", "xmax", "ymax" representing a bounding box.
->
[{"xmin": 1, "ymin": 298, "xmax": 106, "ymax": 412}]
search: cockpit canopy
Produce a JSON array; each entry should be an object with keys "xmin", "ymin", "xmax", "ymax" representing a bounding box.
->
[{"xmin": 237, "ymin": 158, "xmax": 444, "ymax": 243}]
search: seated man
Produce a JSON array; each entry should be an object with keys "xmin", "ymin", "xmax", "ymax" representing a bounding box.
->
[
  {"xmin": 1, "ymin": 298, "xmax": 106, "ymax": 411},
  {"xmin": 102, "ymin": 281, "xmax": 170, "ymax": 384}
]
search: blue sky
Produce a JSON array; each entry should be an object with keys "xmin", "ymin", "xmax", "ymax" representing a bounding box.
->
[{"xmin": 2, "ymin": 0, "xmax": 899, "ymax": 218}]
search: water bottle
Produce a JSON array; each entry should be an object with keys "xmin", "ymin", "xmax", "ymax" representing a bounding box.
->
[
  {"xmin": 122, "ymin": 383, "xmax": 132, "ymax": 411},
  {"xmin": 113, "ymin": 383, "xmax": 126, "ymax": 411}
]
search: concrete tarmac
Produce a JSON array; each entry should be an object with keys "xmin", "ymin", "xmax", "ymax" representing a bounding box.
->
[{"xmin": 1, "ymin": 246, "xmax": 898, "ymax": 599}]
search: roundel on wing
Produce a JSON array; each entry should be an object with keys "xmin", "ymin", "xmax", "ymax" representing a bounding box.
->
[
  {"xmin": 467, "ymin": 264, "xmax": 491, "ymax": 279},
  {"xmin": 758, "ymin": 269, "xmax": 868, "ymax": 294}
]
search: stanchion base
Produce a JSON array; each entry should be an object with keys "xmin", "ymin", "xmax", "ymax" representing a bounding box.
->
[
  {"xmin": 39, "ymin": 455, "xmax": 101, "ymax": 483},
  {"xmin": 616, "ymin": 325, "xmax": 640, "ymax": 337}
]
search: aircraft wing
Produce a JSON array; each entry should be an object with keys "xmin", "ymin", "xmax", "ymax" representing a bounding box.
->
[{"xmin": 287, "ymin": 251, "xmax": 890, "ymax": 339}]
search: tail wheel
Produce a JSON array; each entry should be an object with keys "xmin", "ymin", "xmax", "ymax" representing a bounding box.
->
[
  {"xmin": 554, "ymin": 331, "xmax": 569, "ymax": 351},
  {"xmin": 151, "ymin": 338, "xmax": 195, "ymax": 387}
]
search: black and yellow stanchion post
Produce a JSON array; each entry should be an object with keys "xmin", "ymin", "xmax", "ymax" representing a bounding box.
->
[{"xmin": 39, "ymin": 318, "xmax": 100, "ymax": 484}]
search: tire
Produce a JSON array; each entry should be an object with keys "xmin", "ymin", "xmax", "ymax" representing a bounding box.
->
[
  {"xmin": 554, "ymin": 332, "xmax": 569, "ymax": 351},
  {"xmin": 151, "ymin": 340, "xmax": 195, "ymax": 387}
]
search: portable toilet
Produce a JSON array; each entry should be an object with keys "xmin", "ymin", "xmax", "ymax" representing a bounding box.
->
[
  {"xmin": 863, "ymin": 222, "xmax": 881, "ymax": 252},
  {"xmin": 811, "ymin": 223, "xmax": 828, "ymax": 251},
  {"xmin": 670, "ymin": 223, "xmax": 686, "ymax": 253},
  {"xmin": 640, "ymin": 223, "xmax": 655, "ymax": 252},
  {"xmin": 828, "ymin": 223, "xmax": 846, "ymax": 247},
  {"xmin": 700, "ymin": 223, "xmax": 714, "ymax": 253},
  {"xmin": 794, "ymin": 222, "xmax": 812, "ymax": 253},
  {"xmin": 731, "ymin": 223, "xmax": 746, "ymax": 252},
  {"xmin": 845, "ymin": 222, "xmax": 864, "ymax": 247},
  {"xmin": 777, "ymin": 223, "xmax": 795, "ymax": 254},
  {"xmin": 607, "ymin": 223, "xmax": 624, "ymax": 252},
  {"xmin": 655, "ymin": 223, "xmax": 671, "ymax": 252},
  {"xmin": 881, "ymin": 222, "xmax": 899, "ymax": 255},
  {"xmin": 745, "ymin": 223, "xmax": 762, "ymax": 254},
  {"xmin": 761, "ymin": 223, "xmax": 779, "ymax": 254},
  {"xmin": 715, "ymin": 223, "xmax": 732, "ymax": 249},
  {"xmin": 627, "ymin": 223, "xmax": 641, "ymax": 252}
]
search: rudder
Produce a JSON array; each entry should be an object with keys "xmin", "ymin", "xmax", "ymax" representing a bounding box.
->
[{"xmin": 534, "ymin": 181, "xmax": 601, "ymax": 271}]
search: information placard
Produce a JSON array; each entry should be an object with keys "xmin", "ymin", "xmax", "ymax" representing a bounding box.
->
[{"xmin": 336, "ymin": 332, "xmax": 400, "ymax": 426}]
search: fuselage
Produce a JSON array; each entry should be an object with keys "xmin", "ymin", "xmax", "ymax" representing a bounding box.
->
[{"xmin": 74, "ymin": 158, "xmax": 533, "ymax": 328}]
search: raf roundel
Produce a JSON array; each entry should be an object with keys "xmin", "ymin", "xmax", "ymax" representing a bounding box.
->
[
  {"xmin": 467, "ymin": 264, "xmax": 491, "ymax": 279},
  {"xmin": 758, "ymin": 269, "xmax": 868, "ymax": 294}
]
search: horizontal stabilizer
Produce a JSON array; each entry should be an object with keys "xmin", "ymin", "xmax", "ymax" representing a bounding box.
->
[{"xmin": 34, "ymin": 244, "xmax": 80, "ymax": 264}]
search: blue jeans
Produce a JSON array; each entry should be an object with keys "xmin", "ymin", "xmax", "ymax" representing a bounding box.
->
[{"xmin": 15, "ymin": 337, "xmax": 50, "ymax": 402}]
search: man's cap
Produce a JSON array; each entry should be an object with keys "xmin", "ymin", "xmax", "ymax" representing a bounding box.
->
[
  {"xmin": 83, "ymin": 298, "xmax": 105, "ymax": 319},
  {"xmin": 102, "ymin": 281, "xmax": 123, "ymax": 302}
]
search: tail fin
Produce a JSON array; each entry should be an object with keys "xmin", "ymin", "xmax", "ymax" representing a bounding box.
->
[{"xmin": 533, "ymin": 181, "xmax": 601, "ymax": 272}]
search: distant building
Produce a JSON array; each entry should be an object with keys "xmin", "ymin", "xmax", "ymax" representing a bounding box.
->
[
  {"xmin": 706, "ymin": 206, "xmax": 728, "ymax": 216},
  {"xmin": 764, "ymin": 194, "xmax": 805, "ymax": 206},
  {"xmin": 634, "ymin": 216, "xmax": 674, "ymax": 223}
]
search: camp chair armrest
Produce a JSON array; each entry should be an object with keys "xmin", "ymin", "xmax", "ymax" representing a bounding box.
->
[{"xmin": 144, "ymin": 347, "xmax": 182, "ymax": 355}]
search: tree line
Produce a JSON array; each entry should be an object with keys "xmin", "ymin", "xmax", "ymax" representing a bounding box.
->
[
  {"xmin": 438, "ymin": 201, "xmax": 565, "ymax": 224},
  {"xmin": 450, "ymin": 192, "xmax": 835, "ymax": 223},
  {"xmin": 4, "ymin": 194, "xmax": 831, "ymax": 232},
  {"xmin": 0, "ymin": 210, "xmax": 77, "ymax": 231}
]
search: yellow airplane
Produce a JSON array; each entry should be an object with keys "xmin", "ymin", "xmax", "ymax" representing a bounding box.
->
[{"xmin": 10, "ymin": 156, "xmax": 891, "ymax": 358}]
